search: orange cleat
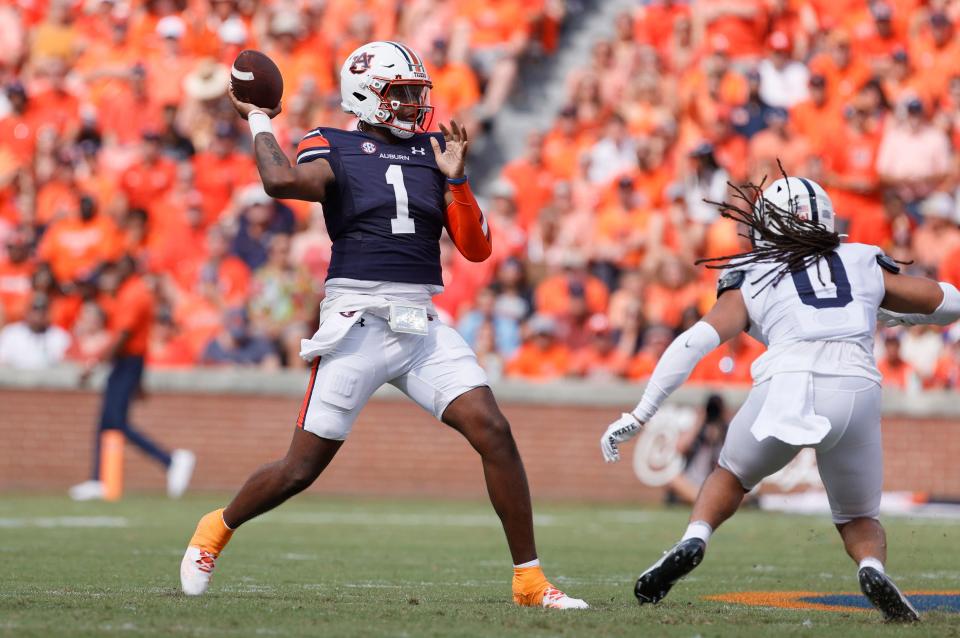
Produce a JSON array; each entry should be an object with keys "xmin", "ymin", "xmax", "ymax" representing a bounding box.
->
[{"xmin": 512, "ymin": 565, "xmax": 589, "ymax": 609}]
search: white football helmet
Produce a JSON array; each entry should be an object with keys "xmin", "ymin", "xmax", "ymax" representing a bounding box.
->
[
  {"xmin": 760, "ymin": 176, "xmax": 836, "ymax": 232},
  {"xmin": 339, "ymin": 41, "xmax": 433, "ymax": 139}
]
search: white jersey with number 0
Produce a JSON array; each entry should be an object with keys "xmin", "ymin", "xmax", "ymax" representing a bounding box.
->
[{"xmin": 736, "ymin": 242, "xmax": 886, "ymax": 385}]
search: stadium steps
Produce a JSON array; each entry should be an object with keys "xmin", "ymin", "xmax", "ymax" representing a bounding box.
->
[{"xmin": 471, "ymin": 0, "xmax": 636, "ymax": 190}]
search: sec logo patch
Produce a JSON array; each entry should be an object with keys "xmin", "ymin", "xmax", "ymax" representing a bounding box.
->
[{"xmin": 361, "ymin": 141, "xmax": 377, "ymax": 154}]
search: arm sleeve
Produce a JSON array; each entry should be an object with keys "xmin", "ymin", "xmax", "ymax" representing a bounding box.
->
[
  {"xmin": 631, "ymin": 321, "xmax": 722, "ymax": 423},
  {"xmin": 891, "ymin": 282, "xmax": 960, "ymax": 326},
  {"xmin": 445, "ymin": 181, "xmax": 492, "ymax": 262}
]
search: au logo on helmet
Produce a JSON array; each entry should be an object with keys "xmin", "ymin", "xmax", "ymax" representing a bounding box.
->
[{"xmin": 349, "ymin": 52, "xmax": 374, "ymax": 74}]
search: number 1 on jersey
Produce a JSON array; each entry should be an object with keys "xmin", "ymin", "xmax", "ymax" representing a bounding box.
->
[{"xmin": 386, "ymin": 164, "xmax": 415, "ymax": 234}]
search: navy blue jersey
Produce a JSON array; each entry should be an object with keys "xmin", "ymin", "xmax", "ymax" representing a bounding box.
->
[{"xmin": 296, "ymin": 127, "xmax": 447, "ymax": 285}]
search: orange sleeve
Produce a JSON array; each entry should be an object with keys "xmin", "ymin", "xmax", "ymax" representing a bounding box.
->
[
  {"xmin": 296, "ymin": 129, "xmax": 331, "ymax": 165},
  {"xmin": 445, "ymin": 181, "xmax": 492, "ymax": 262}
]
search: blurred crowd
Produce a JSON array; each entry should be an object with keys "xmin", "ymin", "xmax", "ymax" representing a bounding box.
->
[
  {"xmin": 440, "ymin": 0, "xmax": 960, "ymax": 391},
  {"xmin": 0, "ymin": 0, "xmax": 959, "ymax": 392},
  {"xmin": 0, "ymin": 0, "xmax": 562, "ymax": 368}
]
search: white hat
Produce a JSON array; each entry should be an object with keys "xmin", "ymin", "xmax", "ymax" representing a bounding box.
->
[
  {"xmin": 528, "ymin": 314, "xmax": 558, "ymax": 336},
  {"xmin": 237, "ymin": 183, "xmax": 272, "ymax": 208},
  {"xmin": 270, "ymin": 11, "xmax": 301, "ymax": 36},
  {"xmin": 156, "ymin": 15, "xmax": 185, "ymax": 39},
  {"xmin": 218, "ymin": 17, "xmax": 247, "ymax": 45},
  {"xmin": 921, "ymin": 192, "xmax": 955, "ymax": 220},
  {"xmin": 183, "ymin": 59, "xmax": 230, "ymax": 101}
]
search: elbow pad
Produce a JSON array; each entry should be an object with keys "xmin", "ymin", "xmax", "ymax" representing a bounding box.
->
[{"xmin": 632, "ymin": 321, "xmax": 721, "ymax": 423}]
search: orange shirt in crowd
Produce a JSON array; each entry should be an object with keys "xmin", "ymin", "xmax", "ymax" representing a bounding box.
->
[
  {"xmin": 37, "ymin": 215, "xmax": 121, "ymax": 283},
  {"xmin": 878, "ymin": 356, "xmax": 916, "ymax": 389},
  {"xmin": 534, "ymin": 274, "xmax": 610, "ymax": 318},
  {"xmin": 689, "ymin": 336, "xmax": 764, "ymax": 385},
  {"xmin": 505, "ymin": 341, "xmax": 571, "ymax": 380},
  {"xmin": 147, "ymin": 331, "xmax": 196, "ymax": 368},
  {"xmin": 35, "ymin": 178, "xmax": 78, "ymax": 225},
  {"xmin": 268, "ymin": 47, "xmax": 335, "ymax": 97},
  {"xmin": 28, "ymin": 88, "xmax": 80, "ymax": 138},
  {"xmin": 594, "ymin": 203, "xmax": 651, "ymax": 268},
  {"xmin": 643, "ymin": 282, "xmax": 702, "ymax": 328},
  {"xmin": 634, "ymin": 1, "xmax": 691, "ymax": 54},
  {"xmin": 790, "ymin": 98, "xmax": 842, "ymax": 155},
  {"xmin": 847, "ymin": 207, "xmax": 893, "ymax": 248},
  {"xmin": 941, "ymin": 245, "xmax": 960, "ymax": 289},
  {"xmin": 456, "ymin": 0, "xmax": 529, "ymax": 49},
  {"xmin": 121, "ymin": 157, "xmax": 177, "ymax": 211},
  {"xmin": 0, "ymin": 110, "xmax": 38, "ymax": 168},
  {"xmin": 428, "ymin": 61, "xmax": 481, "ymax": 123},
  {"xmin": 192, "ymin": 151, "xmax": 257, "ymax": 224},
  {"xmin": 748, "ymin": 129, "xmax": 812, "ymax": 177},
  {"xmin": 103, "ymin": 275, "xmax": 154, "ymax": 357},
  {"xmin": 910, "ymin": 34, "xmax": 960, "ymax": 95},
  {"xmin": 701, "ymin": 0, "xmax": 768, "ymax": 59},
  {"xmin": 49, "ymin": 293, "xmax": 83, "ymax": 331},
  {"xmin": 826, "ymin": 124, "xmax": 884, "ymax": 221},
  {"xmin": 0, "ymin": 258, "xmax": 33, "ymax": 323},
  {"xmin": 809, "ymin": 0, "xmax": 867, "ymax": 30},
  {"xmin": 928, "ymin": 352, "xmax": 959, "ymax": 389},
  {"xmin": 627, "ymin": 351, "xmax": 660, "ymax": 381},
  {"xmin": 173, "ymin": 292, "xmax": 224, "ymax": 355},
  {"xmin": 808, "ymin": 52, "xmax": 872, "ymax": 105},
  {"xmin": 570, "ymin": 346, "xmax": 630, "ymax": 379},
  {"xmin": 175, "ymin": 256, "xmax": 252, "ymax": 307},
  {"xmin": 541, "ymin": 128, "xmax": 594, "ymax": 181},
  {"xmin": 501, "ymin": 157, "xmax": 555, "ymax": 230}
]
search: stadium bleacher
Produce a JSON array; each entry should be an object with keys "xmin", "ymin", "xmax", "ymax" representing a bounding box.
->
[{"xmin": 0, "ymin": 0, "xmax": 958, "ymax": 392}]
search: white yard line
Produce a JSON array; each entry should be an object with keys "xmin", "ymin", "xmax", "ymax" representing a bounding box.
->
[{"xmin": 0, "ymin": 516, "xmax": 128, "ymax": 528}]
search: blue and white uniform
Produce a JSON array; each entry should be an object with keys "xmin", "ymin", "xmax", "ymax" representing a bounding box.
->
[
  {"xmin": 293, "ymin": 128, "xmax": 487, "ymax": 440},
  {"xmin": 718, "ymin": 242, "xmax": 890, "ymax": 523}
]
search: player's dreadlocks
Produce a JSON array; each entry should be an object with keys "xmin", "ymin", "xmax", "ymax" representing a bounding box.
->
[{"xmin": 694, "ymin": 168, "xmax": 843, "ymax": 297}]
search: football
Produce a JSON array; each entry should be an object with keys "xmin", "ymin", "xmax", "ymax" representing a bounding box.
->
[{"xmin": 230, "ymin": 50, "xmax": 283, "ymax": 109}]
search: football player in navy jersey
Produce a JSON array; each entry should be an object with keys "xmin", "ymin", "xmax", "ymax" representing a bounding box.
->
[{"xmin": 180, "ymin": 41, "xmax": 588, "ymax": 610}]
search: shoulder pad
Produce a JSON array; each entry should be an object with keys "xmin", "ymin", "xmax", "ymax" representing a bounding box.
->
[
  {"xmin": 876, "ymin": 253, "xmax": 901, "ymax": 274},
  {"xmin": 717, "ymin": 270, "xmax": 746, "ymax": 296}
]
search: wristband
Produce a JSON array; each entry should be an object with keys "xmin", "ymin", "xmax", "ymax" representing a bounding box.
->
[
  {"xmin": 248, "ymin": 110, "xmax": 272, "ymax": 140},
  {"xmin": 446, "ymin": 175, "xmax": 468, "ymax": 185}
]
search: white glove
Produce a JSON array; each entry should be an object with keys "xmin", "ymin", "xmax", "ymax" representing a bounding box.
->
[
  {"xmin": 877, "ymin": 307, "xmax": 918, "ymax": 327},
  {"xmin": 600, "ymin": 413, "xmax": 643, "ymax": 463}
]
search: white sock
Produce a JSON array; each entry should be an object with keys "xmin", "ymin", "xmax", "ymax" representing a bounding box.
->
[
  {"xmin": 859, "ymin": 557, "xmax": 885, "ymax": 574},
  {"xmin": 514, "ymin": 558, "xmax": 540, "ymax": 569},
  {"xmin": 681, "ymin": 521, "xmax": 713, "ymax": 545}
]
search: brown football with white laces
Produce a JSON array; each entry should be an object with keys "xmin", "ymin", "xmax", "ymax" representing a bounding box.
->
[{"xmin": 230, "ymin": 50, "xmax": 283, "ymax": 109}]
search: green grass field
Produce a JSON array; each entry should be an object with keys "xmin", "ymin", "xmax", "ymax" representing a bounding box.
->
[{"xmin": 2, "ymin": 494, "xmax": 958, "ymax": 637}]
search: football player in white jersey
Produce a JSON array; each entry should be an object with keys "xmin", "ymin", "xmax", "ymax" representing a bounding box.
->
[{"xmin": 600, "ymin": 176, "xmax": 960, "ymax": 622}]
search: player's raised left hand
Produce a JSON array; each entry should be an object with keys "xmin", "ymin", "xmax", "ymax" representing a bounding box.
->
[
  {"xmin": 431, "ymin": 120, "xmax": 468, "ymax": 179},
  {"xmin": 600, "ymin": 413, "xmax": 644, "ymax": 463}
]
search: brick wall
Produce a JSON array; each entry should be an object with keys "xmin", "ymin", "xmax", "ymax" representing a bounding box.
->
[{"xmin": 2, "ymin": 387, "xmax": 960, "ymax": 500}]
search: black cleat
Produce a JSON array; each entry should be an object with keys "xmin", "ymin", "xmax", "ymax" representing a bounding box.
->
[
  {"xmin": 635, "ymin": 538, "xmax": 706, "ymax": 605},
  {"xmin": 858, "ymin": 566, "xmax": 920, "ymax": 623}
]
